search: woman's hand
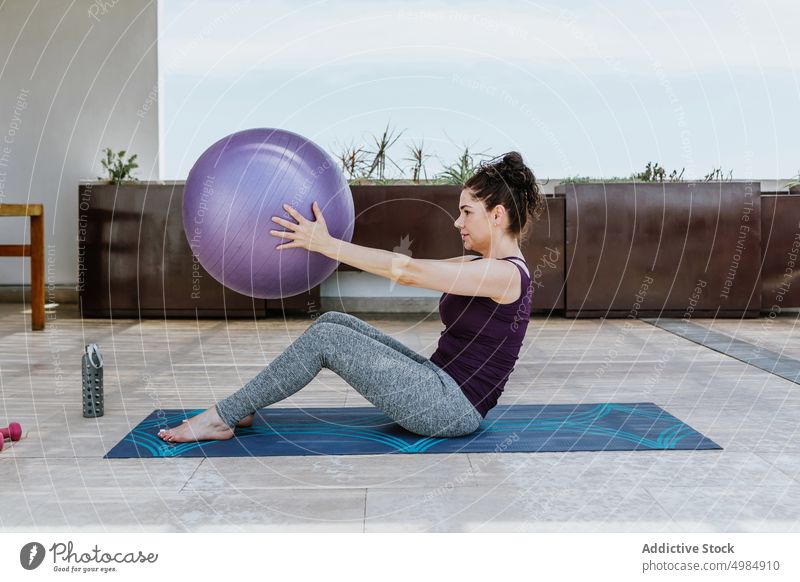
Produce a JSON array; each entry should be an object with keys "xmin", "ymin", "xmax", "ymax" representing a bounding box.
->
[{"xmin": 270, "ymin": 201, "xmax": 333, "ymax": 254}]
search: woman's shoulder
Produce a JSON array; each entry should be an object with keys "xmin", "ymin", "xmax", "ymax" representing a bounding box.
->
[
  {"xmin": 469, "ymin": 254, "xmax": 526, "ymax": 262},
  {"xmin": 470, "ymin": 254, "xmax": 529, "ymax": 281},
  {"xmin": 501, "ymin": 256, "xmax": 530, "ymax": 278}
]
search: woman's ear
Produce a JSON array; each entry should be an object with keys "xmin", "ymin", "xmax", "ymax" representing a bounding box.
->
[{"xmin": 493, "ymin": 205, "xmax": 505, "ymax": 225}]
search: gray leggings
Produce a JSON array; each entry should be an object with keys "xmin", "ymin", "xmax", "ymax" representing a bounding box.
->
[{"xmin": 215, "ymin": 311, "xmax": 483, "ymax": 437}]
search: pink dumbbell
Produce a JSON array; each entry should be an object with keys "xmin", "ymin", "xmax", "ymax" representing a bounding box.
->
[{"xmin": 1, "ymin": 422, "xmax": 22, "ymax": 442}]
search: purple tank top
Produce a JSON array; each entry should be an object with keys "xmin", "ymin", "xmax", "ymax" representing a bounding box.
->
[{"xmin": 430, "ymin": 256, "xmax": 533, "ymax": 418}]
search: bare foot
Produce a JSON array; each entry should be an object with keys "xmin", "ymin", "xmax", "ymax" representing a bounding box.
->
[
  {"xmin": 158, "ymin": 406, "xmax": 236, "ymax": 443},
  {"xmin": 176, "ymin": 413, "xmax": 253, "ymax": 428}
]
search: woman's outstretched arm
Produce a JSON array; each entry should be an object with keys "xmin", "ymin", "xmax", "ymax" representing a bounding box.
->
[
  {"xmin": 271, "ymin": 201, "xmax": 412, "ymax": 283},
  {"xmin": 321, "ymin": 238, "xmax": 412, "ymax": 283},
  {"xmin": 323, "ymin": 236, "xmax": 517, "ymax": 301},
  {"xmin": 271, "ymin": 201, "xmax": 478, "ymax": 285}
]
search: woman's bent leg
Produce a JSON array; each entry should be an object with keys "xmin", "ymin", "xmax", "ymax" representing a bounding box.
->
[
  {"xmin": 220, "ymin": 312, "xmax": 399, "ymax": 427},
  {"xmin": 215, "ymin": 321, "xmax": 481, "ymax": 438},
  {"xmin": 312, "ymin": 311, "xmax": 429, "ymax": 365}
]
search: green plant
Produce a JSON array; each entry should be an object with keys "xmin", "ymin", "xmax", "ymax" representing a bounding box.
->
[
  {"xmin": 785, "ymin": 171, "xmax": 800, "ymax": 190},
  {"xmin": 437, "ymin": 146, "xmax": 489, "ymax": 185},
  {"xmin": 372, "ymin": 177, "xmax": 398, "ymax": 185},
  {"xmin": 561, "ymin": 175, "xmax": 601, "ymax": 184},
  {"xmin": 365, "ymin": 124, "xmax": 405, "ymax": 180},
  {"xmin": 404, "ymin": 140, "xmax": 432, "ymax": 183},
  {"xmin": 632, "ymin": 162, "xmax": 684, "ymax": 182},
  {"xmin": 98, "ymin": 148, "xmax": 139, "ymax": 184},
  {"xmin": 560, "ymin": 175, "xmax": 632, "ymax": 184},
  {"xmin": 702, "ymin": 167, "xmax": 733, "ymax": 182},
  {"xmin": 333, "ymin": 142, "xmax": 368, "ymax": 180}
]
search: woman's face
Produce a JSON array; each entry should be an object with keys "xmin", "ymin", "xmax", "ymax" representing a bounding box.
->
[{"xmin": 454, "ymin": 188, "xmax": 498, "ymax": 253}]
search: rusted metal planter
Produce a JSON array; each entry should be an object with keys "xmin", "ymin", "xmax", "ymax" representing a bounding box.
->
[
  {"xmin": 79, "ymin": 180, "xmax": 796, "ymax": 319},
  {"xmin": 558, "ymin": 182, "xmax": 763, "ymax": 318},
  {"xmin": 78, "ymin": 182, "xmax": 284, "ymax": 318}
]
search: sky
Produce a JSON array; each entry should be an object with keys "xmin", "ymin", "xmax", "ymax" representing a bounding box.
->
[{"xmin": 158, "ymin": 0, "xmax": 800, "ymax": 181}]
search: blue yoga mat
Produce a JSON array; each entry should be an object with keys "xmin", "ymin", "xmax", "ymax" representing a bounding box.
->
[{"xmin": 104, "ymin": 402, "xmax": 721, "ymax": 458}]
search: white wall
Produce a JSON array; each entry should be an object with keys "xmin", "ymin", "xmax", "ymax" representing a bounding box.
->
[
  {"xmin": 321, "ymin": 272, "xmax": 439, "ymax": 299},
  {"xmin": 0, "ymin": 0, "xmax": 160, "ymax": 287}
]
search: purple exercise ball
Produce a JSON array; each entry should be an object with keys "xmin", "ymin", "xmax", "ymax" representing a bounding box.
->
[{"xmin": 182, "ymin": 128, "xmax": 354, "ymax": 299}]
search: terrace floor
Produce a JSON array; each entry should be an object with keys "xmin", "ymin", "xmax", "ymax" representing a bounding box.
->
[{"xmin": 1, "ymin": 303, "xmax": 799, "ymax": 532}]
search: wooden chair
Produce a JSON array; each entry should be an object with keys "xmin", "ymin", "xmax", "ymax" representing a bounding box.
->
[{"xmin": 0, "ymin": 204, "xmax": 45, "ymax": 330}]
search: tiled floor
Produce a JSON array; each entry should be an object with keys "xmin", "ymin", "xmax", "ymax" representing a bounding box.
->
[
  {"xmin": 1, "ymin": 303, "xmax": 798, "ymax": 532},
  {"xmin": 643, "ymin": 318, "xmax": 800, "ymax": 384}
]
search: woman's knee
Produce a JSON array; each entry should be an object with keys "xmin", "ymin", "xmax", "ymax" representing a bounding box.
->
[
  {"xmin": 305, "ymin": 321, "xmax": 338, "ymax": 337},
  {"xmin": 297, "ymin": 321, "xmax": 337, "ymax": 352},
  {"xmin": 313, "ymin": 311, "xmax": 344, "ymax": 325},
  {"xmin": 314, "ymin": 310, "xmax": 362, "ymax": 326}
]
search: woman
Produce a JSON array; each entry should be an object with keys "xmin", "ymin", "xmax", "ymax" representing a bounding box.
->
[{"xmin": 158, "ymin": 151, "xmax": 541, "ymax": 443}]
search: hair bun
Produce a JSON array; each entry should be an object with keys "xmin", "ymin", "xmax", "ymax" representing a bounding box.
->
[
  {"xmin": 482, "ymin": 151, "xmax": 534, "ymax": 191},
  {"xmin": 465, "ymin": 150, "xmax": 541, "ymax": 241}
]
